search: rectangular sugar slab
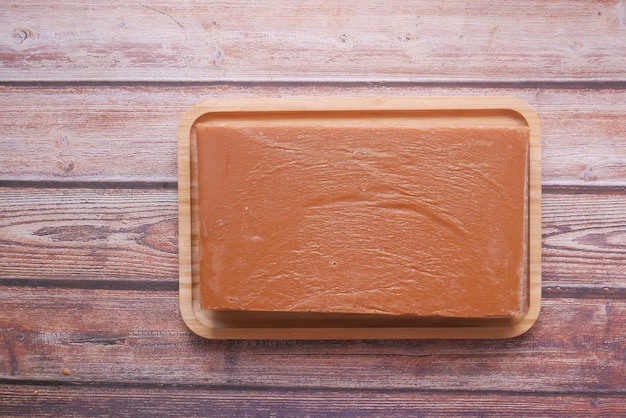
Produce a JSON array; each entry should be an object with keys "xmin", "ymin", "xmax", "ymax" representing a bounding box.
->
[
  {"xmin": 178, "ymin": 97, "xmax": 542, "ymax": 339},
  {"xmin": 196, "ymin": 124, "xmax": 528, "ymax": 318}
]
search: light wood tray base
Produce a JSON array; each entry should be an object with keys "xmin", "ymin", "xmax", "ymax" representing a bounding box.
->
[{"xmin": 178, "ymin": 96, "xmax": 541, "ymax": 339}]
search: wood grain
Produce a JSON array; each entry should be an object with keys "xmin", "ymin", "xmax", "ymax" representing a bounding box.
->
[
  {"xmin": 1, "ymin": 1, "xmax": 626, "ymax": 82},
  {"xmin": 1, "ymin": 287, "xmax": 625, "ymax": 392},
  {"xmin": 543, "ymin": 192, "xmax": 626, "ymax": 284},
  {"xmin": 2, "ymin": 384, "xmax": 625, "ymax": 417},
  {"xmin": 0, "ymin": 188, "xmax": 177, "ymax": 281},
  {"xmin": 2, "ymin": 86, "xmax": 626, "ymax": 186},
  {"xmin": 2, "ymin": 188, "xmax": 626, "ymax": 287}
]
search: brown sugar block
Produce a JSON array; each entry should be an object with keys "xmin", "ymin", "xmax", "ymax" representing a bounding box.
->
[{"xmin": 195, "ymin": 123, "xmax": 529, "ymax": 318}]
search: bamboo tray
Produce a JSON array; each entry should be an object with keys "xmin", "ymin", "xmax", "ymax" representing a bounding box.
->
[{"xmin": 178, "ymin": 96, "xmax": 541, "ymax": 339}]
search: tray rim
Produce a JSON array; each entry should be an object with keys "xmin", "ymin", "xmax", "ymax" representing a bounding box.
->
[{"xmin": 178, "ymin": 96, "xmax": 541, "ymax": 339}]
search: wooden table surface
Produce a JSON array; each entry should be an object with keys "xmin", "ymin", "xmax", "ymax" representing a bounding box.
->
[{"xmin": 2, "ymin": 1, "xmax": 625, "ymax": 416}]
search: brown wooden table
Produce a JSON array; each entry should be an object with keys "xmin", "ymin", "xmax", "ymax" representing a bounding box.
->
[{"xmin": 2, "ymin": 1, "xmax": 625, "ymax": 415}]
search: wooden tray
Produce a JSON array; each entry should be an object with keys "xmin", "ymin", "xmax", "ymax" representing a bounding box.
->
[{"xmin": 178, "ymin": 97, "xmax": 541, "ymax": 339}]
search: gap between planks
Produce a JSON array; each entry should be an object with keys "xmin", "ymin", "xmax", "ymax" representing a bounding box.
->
[
  {"xmin": 0, "ymin": 179, "xmax": 178, "ymax": 190},
  {"xmin": 2, "ymin": 180, "xmax": 626, "ymax": 194},
  {"xmin": 2, "ymin": 280, "xmax": 626, "ymax": 300},
  {"xmin": 3, "ymin": 80, "xmax": 626, "ymax": 89},
  {"xmin": 1, "ymin": 379, "xmax": 626, "ymax": 397}
]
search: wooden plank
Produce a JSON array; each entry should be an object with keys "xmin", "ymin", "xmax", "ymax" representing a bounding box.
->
[
  {"xmin": 0, "ymin": 188, "xmax": 177, "ymax": 281},
  {"xmin": 0, "ymin": 85, "xmax": 177, "ymax": 184},
  {"xmin": 1, "ymin": 86, "xmax": 625, "ymax": 185},
  {"xmin": 543, "ymin": 192, "xmax": 626, "ymax": 283},
  {"xmin": 1, "ymin": 187, "xmax": 626, "ymax": 286},
  {"xmin": 1, "ymin": 385, "xmax": 625, "ymax": 417},
  {"xmin": 1, "ymin": 286, "xmax": 625, "ymax": 391},
  {"xmin": 1, "ymin": 1, "xmax": 626, "ymax": 82}
]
